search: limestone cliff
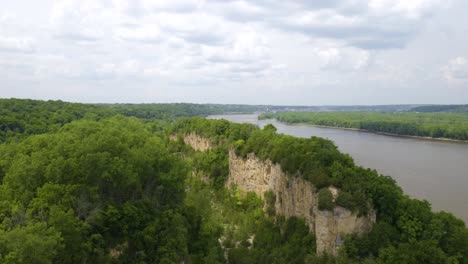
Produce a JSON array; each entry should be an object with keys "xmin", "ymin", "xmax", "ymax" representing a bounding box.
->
[
  {"xmin": 228, "ymin": 150, "xmax": 375, "ymax": 255},
  {"xmin": 171, "ymin": 133, "xmax": 213, "ymax": 151},
  {"xmin": 181, "ymin": 134, "xmax": 375, "ymax": 255},
  {"xmin": 314, "ymin": 205, "xmax": 375, "ymax": 255},
  {"xmin": 228, "ymin": 151, "xmax": 316, "ymax": 230}
]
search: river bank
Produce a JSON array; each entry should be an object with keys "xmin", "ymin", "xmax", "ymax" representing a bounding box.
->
[{"xmin": 284, "ymin": 122, "xmax": 468, "ymax": 144}]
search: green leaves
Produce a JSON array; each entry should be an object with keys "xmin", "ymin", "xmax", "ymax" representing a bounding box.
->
[
  {"xmin": 0, "ymin": 116, "xmax": 191, "ymax": 262},
  {"xmin": 318, "ymin": 188, "xmax": 334, "ymax": 211},
  {"xmin": 377, "ymin": 240, "xmax": 452, "ymax": 264},
  {"xmin": 0, "ymin": 223, "xmax": 63, "ymax": 264}
]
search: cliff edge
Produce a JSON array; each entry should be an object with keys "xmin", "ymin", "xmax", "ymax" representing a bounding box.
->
[
  {"xmin": 229, "ymin": 150, "xmax": 375, "ymax": 255},
  {"xmin": 177, "ymin": 133, "xmax": 375, "ymax": 255}
]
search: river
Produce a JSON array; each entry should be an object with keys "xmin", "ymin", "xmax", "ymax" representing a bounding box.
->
[{"xmin": 208, "ymin": 114, "xmax": 468, "ymax": 223}]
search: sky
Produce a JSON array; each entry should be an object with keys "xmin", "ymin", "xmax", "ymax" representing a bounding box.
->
[{"xmin": 0, "ymin": 0, "xmax": 467, "ymax": 105}]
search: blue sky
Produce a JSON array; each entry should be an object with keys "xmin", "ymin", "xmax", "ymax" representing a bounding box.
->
[{"xmin": 1, "ymin": 0, "xmax": 467, "ymax": 105}]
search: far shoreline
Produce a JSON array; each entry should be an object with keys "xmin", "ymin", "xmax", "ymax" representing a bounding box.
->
[
  {"xmin": 283, "ymin": 121, "xmax": 468, "ymax": 144},
  {"xmin": 209, "ymin": 113, "xmax": 468, "ymax": 144}
]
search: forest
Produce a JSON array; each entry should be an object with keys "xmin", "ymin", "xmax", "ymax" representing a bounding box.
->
[
  {"xmin": 0, "ymin": 99, "xmax": 467, "ymax": 263},
  {"xmin": 260, "ymin": 111, "xmax": 468, "ymax": 141},
  {"xmin": 0, "ymin": 99, "xmax": 260, "ymax": 143},
  {"xmin": 410, "ymin": 105, "xmax": 468, "ymax": 113}
]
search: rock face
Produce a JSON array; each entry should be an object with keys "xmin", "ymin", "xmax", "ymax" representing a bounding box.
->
[
  {"xmin": 228, "ymin": 151, "xmax": 375, "ymax": 255},
  {"xmin": 228, "ymin": 151, "xmax": 316, "ymax": 230},
  {"xmin": 182, "ymin": 134, "xmax": 375, "ymax": 255},
  {"xmin": 315, "ymin": 206, "xmax": 375, "ymax": 255},
  {"xmin": 171, "ymin": 133, "xmax": 213, "ymax": 151}
]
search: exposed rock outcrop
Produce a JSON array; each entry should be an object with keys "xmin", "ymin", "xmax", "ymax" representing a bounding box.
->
[
  {"xmin": 181, "ymin": 134, "xmax": 376, "ymax": 255},
  {"xmin": 171, "ymin": 133, "xmax": 213, "ymax": 151},
  {"xmin": 229, "ymin": 150, "xmax": 375, "ymax": 255},
  {"xmin": 315, "ymin": 206, "xmax": 375, "ymax": 255},
  {"xmin": 228, "ymin": 151, "xmax": 316, "ymax": 230}
]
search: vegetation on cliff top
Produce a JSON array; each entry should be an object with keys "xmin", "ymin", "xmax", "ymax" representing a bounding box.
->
[
  {"xmin": 0, "ymin": 99, "xmax": 466, "ymax": 263},
  {"xmin": 172, "ymin": 117, "xmax": 468, "ymax": 263},
  {"xmin": 260, "ymin": 111, "xmax": 468, "ymax": 141}
]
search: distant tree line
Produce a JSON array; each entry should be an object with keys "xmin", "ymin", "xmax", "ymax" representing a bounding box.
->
[
  {"xmin": 0, "ymin": 99, "xmax": 265, "ymax": 143},
  {"xmin": 260, "ymin": 111, "xmax": 468, "ymax": 140},
  {"xmin": 410, "ymin": 104, "xmax": 468, "ymax": 113},
  {"xmin": 0, "ymin": 99, "xmax": 114, "ymax": 143}
]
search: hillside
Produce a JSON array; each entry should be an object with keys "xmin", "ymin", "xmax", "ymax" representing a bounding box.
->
[{"xmin": 0, "ymin": 99, "xmax": 466, "ymax": 263}]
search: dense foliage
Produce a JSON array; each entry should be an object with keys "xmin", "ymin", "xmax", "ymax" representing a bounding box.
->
[
  {"xmin": 0, "ymin": 99, "xmax": 266, "ymax": 143},
  {"xmin": 173, "ymin": 117, "xmax": 468, "ymax": 263},
  {"xmin": 319, "ymin": 105, "xmax": 415, "ymax": 112},
  {"xmin": 108, "ymin": 103, "xmax": 322, "ymax": 120},
  {"xmin": 0, "ymin": 99, "xmax": 113, "ymax": 143},
  {"xmin": 260, "ymin": 111, "xmax": 468, "ymax": 140},
  {"xmin": 184, "ymin": 177, "xmax": 316, "ymax": 264},
  {"xmin": 0, "ymin": 99, "xmax": 320, "ymax": 263},
  {"xmin": 0, "ymin": 116, "xmax": 194, "ymax": 263},
  {"xmin": 0, "ymin": 98, "xmax": 467, "ymax": 263},
  {"xmin": 108, "ymin": 103, "xmax": 258, "ymax": 120},
  {"xmin": 318, "ymin": 189, "xmax": 334, "ymax": 211}
]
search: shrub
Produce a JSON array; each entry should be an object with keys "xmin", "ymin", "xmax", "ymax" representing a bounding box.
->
[
  {"xmin": 335, "ymin": 191, "xmax": 354, "ymax": 210},
  {"xmin": 264, "ymin": 191, "xmax": 276, "ymax": 216},
  {"xmin": 318, "ymin": 188, "xmax": 334, "ymax": 211}
]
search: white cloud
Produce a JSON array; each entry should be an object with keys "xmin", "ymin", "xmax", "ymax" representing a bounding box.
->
[
  {"xmin": 0, "ymin": 0, "xmax": 466, "ymax": 104},
  {"xmin": 316, "ymin": 45, "xmax": 370, "ymax": 71},
  {"xmin": 115, "ymin": 24, "xmax": 162, "ymax": 43},
  {"xmin": 0, "ymin": 12, "xmax": 15, "ymax": 23},
  {"xmin": 49, "ymin": 1, "xmax": 106, "ymax": 41},
  {"xmin": 443, "ymin": 57, "xmax": 468, "ymax": 81},
  {"xmin": 286, "ymin": 10, "xmax": 363, "ymax": 28},
  {"xmin": 209, "ymin": 0, "xmax": 266, "ymax": 22},
  {"xmin": 368, "ymin": 0, "xmax": 447, "ymax": 19},
  {"xmin": 0, "ymin": 36, "xmax": 35, "ymax": 53}
]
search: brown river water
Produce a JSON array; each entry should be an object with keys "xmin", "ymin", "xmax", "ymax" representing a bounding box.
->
[{"xmin": 209, "ymin": 114, "xmax": 468, "ymax": 223}]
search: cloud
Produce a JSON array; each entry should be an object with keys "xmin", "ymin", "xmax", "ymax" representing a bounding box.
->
[
  {"xmin": 368, "ymin": 0, "xmax": 447, "ymax": 19},
  {"xmin": 49, "ymin": 0, "xmax": 120, "ymax": 42},
  {"xmin": 114, "ymin": 24, "xmax": 162, "ymax": 43},
  {"xmin": 156, "ymin": 12, "xmax": 230, "ymax": 46},
  {"xmin": 44, "ymin": 0, "xmax": 444, "ymax": 53},
  {"xmin": 0, "ymin": 0, "xmax": 466, "ymax": 104},
  {"xmin": 140, "ymin": 26, "xmax": 272, "ymax": 84},
  {"xmin": 208, "ymin": 1, "xmax": 267, "ymax": 22},
  {"xmin": 315, "ymin": 45, "xmax": 370, "ymax": 71},
  {"xmin": 119, "ymin": 0, "xmax": 203, "ymax": 15},
  {"xmin": 273, "ymin": 1, "xmax": 444, "ymax": 50},
  {"xmin": 0, "ymin": 12, "xmax": 15, "ymax": 23},
  {"xmin": 0, "ymin": 36, "xmax": 35, "ymax": 53},
  {"xmin": 443, "ymin": 57, "xmax": 468, "ymax": 81},
  {"xmin": 57, "ymin": 0, "xmax": 444, "ymax": 50}
]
